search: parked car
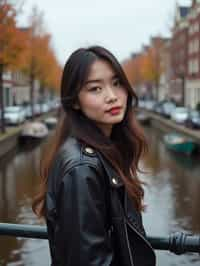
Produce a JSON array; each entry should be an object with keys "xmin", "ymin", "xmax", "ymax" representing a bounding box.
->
[
  {"xmin": 54, "ymin": 99, "xmax": 61, "ymax": 109},
  {"xmin": 170, "ymin": 107, "xmax": 189, "ymax": 124},
  {"xmin": 40, "ymin": 102, "xmax": 50, "ymax": 113},
  {"xmin": 162, "ymin": 101, "xmax": 176, "ymax": 118},
  {"xmin": 186, "ymin": 110, "xmax": 200, "ymax": 129},
  {"xmin": 138, "ymin": 100, "xmax": 146, "ymax": 108},
  {"xmin": 22, "ymin": 104, "xmax": 39, "ymax": 118},
  {"xmin": 47, "ymin": 101, "xmax": 53, "ymax": 111},
  {"xmin": 23, "ymin": 104, "xmax": 32, "ymax": 119},
  {"xmin": 154, "ymin": 101, "xmax": 163, "ymax": 114},
  {"xmin": 144, "ymin": 100, "xmax": 156, "ymax": 111},
  {"xmin": 32, "ymin": 103, "xmax": 41, "ymax": 116},
  {"xmin": 4, "ymin": 106, "xmax": 26, "ymax": 125}
]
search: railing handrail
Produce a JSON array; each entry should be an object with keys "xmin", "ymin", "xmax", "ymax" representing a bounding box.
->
[{"xmin": 0, "ymin": 223, "xmax": 199, "ymax": 255}]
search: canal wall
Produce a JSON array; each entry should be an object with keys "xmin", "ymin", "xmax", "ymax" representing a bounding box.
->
[
  {"xmin": 139, "ymin": 109, "xmax": 200, "ymax": 145},
  {"xmin": 0, "ymin": 128, "xmax": 22, "ymax": 158}
]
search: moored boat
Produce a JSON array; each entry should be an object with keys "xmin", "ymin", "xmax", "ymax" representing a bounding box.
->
[
  {"xmin": 20, "ymin": 121, "xmax": 49, "ymax": 143},
  {"xmin": 163, "ymin": 132, "xmax": 197, "ymax": 155},
  {"xmin": 43, "ymin": 116, "xmax": 58, "ymax": 129},
  {"xmin": 136, "ymin": 112, "xmax": 150, "ymax": 125}
]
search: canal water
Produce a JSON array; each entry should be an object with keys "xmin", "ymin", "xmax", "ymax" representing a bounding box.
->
[{"xmin": 0, "ymin": 126, "xmax": 200, "ymax": 265}]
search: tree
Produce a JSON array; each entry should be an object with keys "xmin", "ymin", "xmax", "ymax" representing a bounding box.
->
[
  {"xmin": 22, "ymin": 6, "xmax": 61, "ymax": 117},
  {"xmin": 0, "ymin": 0, "xmax": 27, "ymax": 132},
  {"xmin": 34, "ymin": 34, "xmax": 62, "ymax": 101},
  {"xmin": 21, "ymin": 6, "xmax": 46, "ymax": 117},
  {"xmin": 123, "ymin": 54, "xmax": 145, "ymax": 96},
  {"xmin": 123, "ymin": 38, "xmax": 165, "ymax": 99}
]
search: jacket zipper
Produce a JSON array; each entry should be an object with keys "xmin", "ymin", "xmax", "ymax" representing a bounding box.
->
[
  {"xmin": 125, "ymin": 218, "xmax": 155, "ymax": 254},
  {"xmin": 123, "ymin": 219, "xmax": 135, "ymax": 266},
  {"xmin": 124, "ymin": 191, "xmax": 154, "ymax": 252}
]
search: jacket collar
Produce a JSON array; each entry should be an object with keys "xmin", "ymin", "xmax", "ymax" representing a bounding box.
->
[
  {"xmin": 81, "ymin": 143, "xmax": 124, "ymax": 188},
  {"xmin": 96, "ymin": 151, "xmax": 124, "ymax": 188}
]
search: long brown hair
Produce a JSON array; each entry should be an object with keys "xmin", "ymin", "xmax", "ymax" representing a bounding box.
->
[{"xmin": 32, "ymin": 46, "xmax": 148, "ymax": 217}]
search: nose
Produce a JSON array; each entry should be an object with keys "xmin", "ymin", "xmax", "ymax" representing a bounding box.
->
[{"xmin": 105, "ymin": 87, "xmax": 117, "ymax": 103}]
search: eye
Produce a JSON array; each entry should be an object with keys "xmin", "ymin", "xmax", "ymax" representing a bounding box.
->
[
  {"xmin": 113, "ymin": 79, "xmax": 121, "ymax": 87},
  {"xmin": 89, "ymin": 86, "xmax": 102, "ymax": 92}
]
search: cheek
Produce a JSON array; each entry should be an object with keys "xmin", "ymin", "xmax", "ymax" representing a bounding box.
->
[
  {"xmin": 80, "ymin": 96, "xmax": 102, "ymax": 112},
  {"xmin": 118, "ymin": 89, "xmax": 128, "ymax": 103}
]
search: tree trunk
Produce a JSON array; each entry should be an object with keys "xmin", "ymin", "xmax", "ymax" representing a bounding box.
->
[
  {"xmin": 155, "ymin": 78, "xmax": 159, "ymax": 101},
  {"xmin": 39, "ymin": 83, "xmax": 44, "ymax": 113},
  {"xmin": 30, "ymin": 53, "xmax": 36, "ymax": 119},
  {"xmin": 0, "ymin": 64, "xmax": 6, "ymax": 133},
  {"xmin": 30, "ymin": 72, "xmax": 34, "ymax": 119}
]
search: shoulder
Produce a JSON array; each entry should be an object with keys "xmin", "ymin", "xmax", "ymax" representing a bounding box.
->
[
  {"xmin": 48, "ymin": 136, "xmax": 122, "ymax": 192},
  {"xmin": 47, "ymin": 137, "xmax": 108, "ymax": 197},
  {"xmin": 57, "ymin": 136, "xmax": 101, "ymax": 170},
  {"xmin": 49, "ymin": 136, "xmax": 105, "ymax": 185}
]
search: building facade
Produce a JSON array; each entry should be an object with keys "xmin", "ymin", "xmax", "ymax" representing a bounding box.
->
[
  {"xmin": 186, "ymin": 0, "xmax": 200, "ymax": 108},
  {"xmin": 171, "ymin": 4, "xmax": 189, "ymax": 105},
  {"xmin": 158, "ymin": 39, "xmax": 172, "ymax": 101},
  {"xmin": 2, "ymin": 71, "xmax": 14, "ymax": 107},
  {"xmin": 2, "ymin": 70, "xmax": 41, "ymax": 107},
  {"xmin": 171, "ymin": 0, "xmax": 200, "ymax": 108}
]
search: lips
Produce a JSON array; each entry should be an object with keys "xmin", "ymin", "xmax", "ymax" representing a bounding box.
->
[
  {"xmin": 106, "ymin": 106, "xmax": 121, "ymax": 112},
  {"xmin": 106, "ymin": 106, "xmax": 122, "ymax": 115}
]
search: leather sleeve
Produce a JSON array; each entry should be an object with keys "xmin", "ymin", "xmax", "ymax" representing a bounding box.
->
[{"xmin": 53, "ymin": 163, "xmax": 114, "ymax": 266}]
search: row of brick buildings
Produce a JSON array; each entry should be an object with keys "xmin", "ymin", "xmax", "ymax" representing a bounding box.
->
[
  {"xmin": 136, "ymin": 0, "xmax": 200, "ymax": 109},
  {"xmin": 2, "ymin": 70, "xmax": 43, "ymax": 107},
  {"xmin": 2, "ymin": 70, "xmax": 53, "ymax": 108},
  {"xmin": 171, "ymin": 0, "xmax": 200, "ymax": 108}
]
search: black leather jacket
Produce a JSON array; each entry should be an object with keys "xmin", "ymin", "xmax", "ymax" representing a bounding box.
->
[{"xmin": 45, "ymin": 137, "xmax": 156, "ymax": 266}]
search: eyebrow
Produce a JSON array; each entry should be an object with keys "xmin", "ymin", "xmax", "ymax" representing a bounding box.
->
[{"xmin": 84, "ymin": 75, "xmax": 118, "ymax": 85}]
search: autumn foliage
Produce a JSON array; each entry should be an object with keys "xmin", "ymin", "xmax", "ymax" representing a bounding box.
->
[
  {"xmin": 21, "ymin": 7, "xmax": 62, "ymax": 98},
  {"xmin": 122, "ymin": 38, "xmax": 165, "ymax": 98},
  {"xmin": 0, "ymin": 0, "xmax": 27, "ymax": 132},
  {"xmin": 0, "ymin": 1, "xmax": 62, "ymax": 132},
  {"xmin": 0, "ymin": 0, "xmax": 26, "ymax": 69},
  {"xmin": 123, "ymin": 54, "xmax": 144, "ymax": 87}
]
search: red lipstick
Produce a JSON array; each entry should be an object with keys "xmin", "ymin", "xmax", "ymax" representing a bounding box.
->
[{"xmin": 108, "ymin": 107, "xmax": 121, "ymax": 115}]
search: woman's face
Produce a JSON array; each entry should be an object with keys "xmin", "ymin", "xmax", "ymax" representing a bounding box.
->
[{"xmin": 75, "ymin": 59, "xmax": 128, "ymax": 137}]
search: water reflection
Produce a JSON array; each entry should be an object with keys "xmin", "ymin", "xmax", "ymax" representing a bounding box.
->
[
  {"xmin": 141, "ymin": 126, "xmax": 200, "ymax": 265},
  {"xmin": 0, "ymin": 141, "xmax": 50, "ymax": 265},
  {"xmin": 0, "ymin": 127, "xmax": 200, "ymax": 265}
]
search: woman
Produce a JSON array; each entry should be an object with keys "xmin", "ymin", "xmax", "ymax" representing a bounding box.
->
[{"xmin": 32, "ymin": 46, "xmax": 156, "ymax": 266}]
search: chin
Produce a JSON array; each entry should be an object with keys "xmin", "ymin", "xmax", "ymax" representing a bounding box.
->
[{"xmin": 107, "ymin": 116, "xmax": 124, "ymax": 124}]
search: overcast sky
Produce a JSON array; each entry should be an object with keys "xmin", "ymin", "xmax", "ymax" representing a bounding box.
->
[{"xmin": 19, "ymin": 0, "xmax": 191, "ymax": 65}]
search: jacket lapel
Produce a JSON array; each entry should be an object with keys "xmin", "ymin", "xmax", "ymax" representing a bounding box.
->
[{"xmin": 97, "ymin": 152, "xmax": 124, "ymax": 188}]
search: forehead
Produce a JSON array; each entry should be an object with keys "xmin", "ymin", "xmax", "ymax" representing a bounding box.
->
[{"xmin": 87, "ymin": 59, "xmax": 116, "ymax": 80}]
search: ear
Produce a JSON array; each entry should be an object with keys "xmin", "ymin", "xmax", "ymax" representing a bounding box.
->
[{"xmin": 73, "ymin": 102, "xmax": 80, "ymax": 110}]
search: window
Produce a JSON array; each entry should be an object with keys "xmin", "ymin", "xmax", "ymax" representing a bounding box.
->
[
  {"xmin": 193, "ymin": 39, "xmax": 199, "ymax": 52},
  {"xmin": 195, "ymin": 59, "xmax": 199, "ymax": 73},
  {"xmin": 188, "ymin": 42, "xmax": 192, "ymax": 54},
  {"xmin": 188, "ymin": 60, "xmax": 192, "ymax": 73}
]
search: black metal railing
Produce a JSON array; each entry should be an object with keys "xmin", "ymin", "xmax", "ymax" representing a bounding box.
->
[{"xmin": 0, "ymin": 223, "xmax": 200, "ymax": 255}]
